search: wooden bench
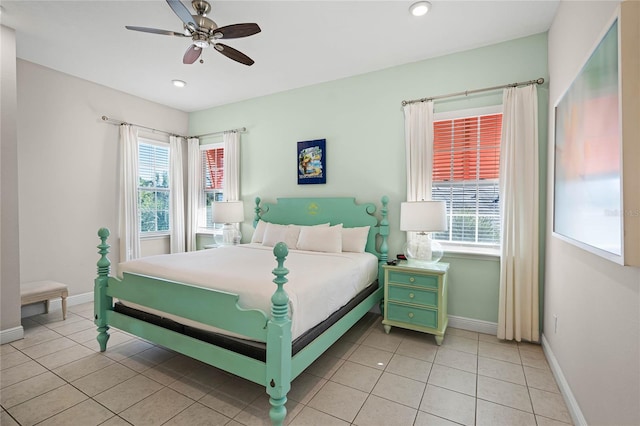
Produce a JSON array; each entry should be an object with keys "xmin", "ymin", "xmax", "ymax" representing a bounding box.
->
[{"xmin": 21, "ymin": 281, "xmax": 69, "ymax": 319}]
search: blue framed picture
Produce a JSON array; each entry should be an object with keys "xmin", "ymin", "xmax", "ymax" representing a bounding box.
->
[{"xmin": 297, "ymin": 139, "xmax": 326, "ymax": 185}]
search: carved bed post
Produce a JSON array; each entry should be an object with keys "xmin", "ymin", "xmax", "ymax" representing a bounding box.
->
[
  {"xmin": 379, "ymin": 195, "xmax": 389, "ymax": 263},
  {"xmin": 95, "ymin": 228, "xmax": 112, "ymax": 352},
  {"xmin": 253, "ymin": 196, "xmax": 262, "ymax": 228},
  {"xmin": 378, "ymin": 196, "xmax": 390, "ymax": 282},
  {"xmin": 266, "ymin": 242, "xmax": 292, "ymax": 426}
]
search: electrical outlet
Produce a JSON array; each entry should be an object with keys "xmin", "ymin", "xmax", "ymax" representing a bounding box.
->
[{"xmin": 553, "ymin": 314, "xmax": 558, "ymax": 333}]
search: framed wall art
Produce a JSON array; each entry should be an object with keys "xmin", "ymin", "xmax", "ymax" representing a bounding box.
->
[
  {"xmin": 553, "ymin": 18, "xmax": 623, "ymax": 263},
  {"xmin": 297, "ymin": 139, "xmax": 326, "ymax": 185}
]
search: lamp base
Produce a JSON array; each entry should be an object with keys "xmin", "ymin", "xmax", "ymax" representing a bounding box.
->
[
  {"xmin": 214, "ymin": 223, "xmax": 242, "ymax": 246},
  {"xmin": 404, "ymin": 233, "xmax": 443, "ymax": 265}
]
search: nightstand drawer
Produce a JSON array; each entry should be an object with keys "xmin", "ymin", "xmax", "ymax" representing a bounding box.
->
[
  {"xmin": 386, "ymin": 303, "xmax": 438, "ymax": 329},
  {"xmin": 387, "ymin": 285, "xmax": 438, "ymax": 307},
  {"xmin": 387, "ymin": 271, "xmax": 438, "ymax": 289}
]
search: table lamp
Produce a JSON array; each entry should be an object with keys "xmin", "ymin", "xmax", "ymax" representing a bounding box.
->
[
  {"xmin": 400, "ymin": 201, "xmax": 447, "ymax": 265},
  {"xmin": 211, "ymin": 201, "xmax": 244, "ymax": 246}
]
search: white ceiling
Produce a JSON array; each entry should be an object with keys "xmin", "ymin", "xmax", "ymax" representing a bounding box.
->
[{"xmin": 1, "ymin": 1, "xmax": 559, "ymax": 112}]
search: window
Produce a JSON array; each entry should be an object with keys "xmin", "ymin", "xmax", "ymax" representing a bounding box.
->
[
  {"xmin": 431, "ymin": 109, "xmax": 502, "ymax": 247},
  {"xmin": 138, "ymin": 140, "xmax": 170, "ymax": 234},
  {"xmin": 201, "ymin": 144, "xmax": 225, "ymax": 229}
]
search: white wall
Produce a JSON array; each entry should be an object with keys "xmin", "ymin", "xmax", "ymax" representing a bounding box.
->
[
  {"xmin": 546, "ymin": 2, "xmax": 640, "ymax": 425},
  {"xmin": 16, "ymin": 60, "xmax": 188, "ymax": 299},
  {"xmin": 1, "ymin": 25, "xmax": 22, "ymax": 341}
]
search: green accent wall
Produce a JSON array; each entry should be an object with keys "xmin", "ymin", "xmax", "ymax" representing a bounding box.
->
[
  {"xmin": 189, "ymin": 33, "xmax": 549, "ymax": 325},
  {"xmin": 442, "ymin": 254, "xmax": 500, "ymax": 323}
]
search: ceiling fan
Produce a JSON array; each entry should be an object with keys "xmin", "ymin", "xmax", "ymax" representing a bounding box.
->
[{"xmin": 126, "ymin": 0, "xmax": 261, "ymax": 66}]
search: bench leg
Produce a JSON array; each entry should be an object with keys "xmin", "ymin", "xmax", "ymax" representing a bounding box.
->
[
  {"xmin": 62, "ymin": 296, "xmax": 67, "ymax": 320},
  {"xmin": 45, "ymin": 300, "xmax": 50, "ymax": 314}
]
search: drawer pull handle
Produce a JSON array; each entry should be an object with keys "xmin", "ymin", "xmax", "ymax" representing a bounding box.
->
[
  {"xmin": 409, "ymin": 293, "xmax": 415, "ymax": 299},
  {"xmin": 409, "ymin": 277, "xmax": 415, "ymax": 283},
  {"xmin": 408, "ymin": 312, "xmax": 414, "ymax": 318}
]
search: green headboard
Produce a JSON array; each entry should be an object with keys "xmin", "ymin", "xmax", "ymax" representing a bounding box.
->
[{"xmin": 253, "ymin": 196, "xmax": 389, "ymax": 260}]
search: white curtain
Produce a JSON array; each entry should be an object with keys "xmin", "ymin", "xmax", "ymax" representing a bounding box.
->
[
  {"xmin": 498, "ymin": 85, "xmax": 539, "ymax": 342},
  {"xmin": 169, "ymin": 136, "xmax": 185, "ymax": 253},
  {"xmin": 403, "ymin": 101, "xmax": 434, "ymax": 244},
  {"xmin": 403, "ymin": 101, "xmax": 434, "ymax": 202},
  {"xmin": 222, "ymin": 131, "xmax": 240, "ymax": 201},
  {"xmin": 186, "ymin": 137, "xmax": 202, "ymax": 252},
  {"xmin": 119, "ymin": 124, "xmax": 140, "ymax": 262}
]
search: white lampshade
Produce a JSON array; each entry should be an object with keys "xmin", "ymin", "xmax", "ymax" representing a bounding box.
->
[
  {"xmin": 401, "ymin": 201, "xmax": 447, "ymax": 265},
  {"xmin": 211, "ymin": 201, "xmax": 244, "ymax": 246},
  {"xmin": 211, "ymin": 201, "xmax": 244, "ymax": 224},
  {"xmin": 400, "ymin": 201, "xmax": 447, "ymax": 232}
]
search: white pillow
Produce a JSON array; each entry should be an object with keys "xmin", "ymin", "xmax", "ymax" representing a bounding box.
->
[
  {"xmin": 342, "ymin": 226, "xmax": 371, "ymax": 253},
  {"xmin": 251, "ymin": 220, "xmax": 268, "ymax": 243},
  {"xmin": 297, "ymin": 224, "xmax": 343, "ymax": 253},
  {"xmin": 262, "ymin": 223, "xmax": 301, "ymax": 248}
]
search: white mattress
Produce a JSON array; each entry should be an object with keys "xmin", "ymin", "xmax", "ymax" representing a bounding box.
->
[{"xmin": 118, "ymin": 243, "xmax": 379, "ymax": 340}]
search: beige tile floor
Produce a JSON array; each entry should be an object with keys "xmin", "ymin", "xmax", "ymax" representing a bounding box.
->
[{"xmin": 1, "ymin": 303, "xmax": 572, "ymax": 426}]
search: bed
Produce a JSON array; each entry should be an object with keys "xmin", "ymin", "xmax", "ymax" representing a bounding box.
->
[{"xmin": 94, "ymin": 196, "xmax": 389, "ymax": 425}]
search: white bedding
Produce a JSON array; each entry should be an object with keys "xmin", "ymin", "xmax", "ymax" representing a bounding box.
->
[{"xmin": 118, "ymin": 243, "xmax": 379, "ymax": 340}]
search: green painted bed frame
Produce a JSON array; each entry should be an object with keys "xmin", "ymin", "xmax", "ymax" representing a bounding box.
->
[{"xmin": 94, "ymin": 196, "xmax": 389, "ymax": 425}]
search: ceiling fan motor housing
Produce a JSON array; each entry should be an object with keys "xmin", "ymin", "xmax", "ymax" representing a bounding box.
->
[{"xmin": 192, "ymin": 15, "xmax": 218, "ymax": 34}]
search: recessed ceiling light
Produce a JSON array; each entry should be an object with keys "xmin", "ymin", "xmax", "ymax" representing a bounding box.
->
[
  {"xmin": 172, "ymin": 79, "xmax": 186, "ymax": 88},
  {"xmin": 409, "ymin": 1, "xmax": 431, "ymax": 17}
]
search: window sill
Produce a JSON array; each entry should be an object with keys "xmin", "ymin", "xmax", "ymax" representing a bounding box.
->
[
  {"xmin": 140, "ymin": 233, "xmax": 170, "ymax": 240},
  {"xmin": 441, "ymin": 245, "xmax": 500, "ymax": 261},
  {"xmin": 197, "ymin": 230, "xmax": 222, "ymax": 236}
]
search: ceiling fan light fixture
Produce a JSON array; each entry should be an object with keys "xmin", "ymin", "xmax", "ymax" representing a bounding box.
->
[
  {"xmin": 409, "ymin": 1, "xmax": 431, "ymax": 17},
  {"xmin": 193, "ymin": 39, "xmax": 209, "ymax": 49},
  {"xmin": 172, "ymin": 79, "xmax": 186, "ymax": 88}
]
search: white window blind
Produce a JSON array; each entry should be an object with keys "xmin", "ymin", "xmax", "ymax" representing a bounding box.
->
[
  {"xmin": 431, "ymin": 112, "xmax": 502, "ymax": 246},
  {"xmin": 138, "ymin": 141, "xmax": 170, "ymax": 233}
]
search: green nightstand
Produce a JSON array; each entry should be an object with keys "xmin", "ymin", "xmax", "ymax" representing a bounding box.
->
[{"xmin": 382, "ymin": 262, "xmax": 449, "ymax": 345}]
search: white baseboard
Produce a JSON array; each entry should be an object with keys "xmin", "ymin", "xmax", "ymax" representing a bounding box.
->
[
  {"xmin": 21, "ymin": 291, "xmax": 94, "ymax": 318},
  {"xmin": 541, "ymin": 333, "xmax": 587, "ymax": 426},
  {"xmin": 448, "ymin": 315, "xmax": 498, "ymax": 335},
  {"xmin": 52, "ymin": 291, "xmax": 94, "ymax": 310},
  {"xmin": 0, "ymin": 326, "xmax": 24, "ymax": 344}
]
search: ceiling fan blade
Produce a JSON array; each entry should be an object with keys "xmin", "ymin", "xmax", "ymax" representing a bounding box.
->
[
  {"xmin": 125, "ymin": 26, "xmax": 187, "ymax": 37},
  {"xmin": 214, "ymin": 43, "xmax": 255, "ymax": 66},
  {"xmin": 166, "ymin": 0, "xmax": 198, "ymax": 30},
  {"xmin": 183, "ymin": 45, "xmax": 202, "ymax": 64},
  {"xmin": 213, "ymin": 23, "xmax": 261, "ymax": 39}
]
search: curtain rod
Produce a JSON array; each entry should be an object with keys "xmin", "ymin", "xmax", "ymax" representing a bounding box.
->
[
  {"xmin": 101, "ymin": 116, "xmax": 184, "ymax": 138},
  {"xmin": 100, "ymin": 115, "xmax": 246, "ymax": 139},
  {"xmin": 401, "ymin": 77, "xmax": 545, "ymax": 106},
  {"xmin": 195, "ymin": 127, "xmax": 246, "ymax": 139}
]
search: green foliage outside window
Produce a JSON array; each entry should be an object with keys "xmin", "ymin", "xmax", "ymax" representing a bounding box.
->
[{"xmin": 138, "ymin": 142, "xmax": 170, "ymax": 233}]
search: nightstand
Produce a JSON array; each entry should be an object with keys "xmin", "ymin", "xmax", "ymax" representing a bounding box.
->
[{"xmin": 382, "ymin": 262, "xmax": 449, "ymax": 345}]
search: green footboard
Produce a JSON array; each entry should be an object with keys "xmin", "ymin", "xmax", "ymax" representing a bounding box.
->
[
  {"xmin": 94, "ymin": 229, "xmax": 293, "ymax": 424},
  {"xmin": 106, "ymin": 273, "xmax": 269, "ymax": 341}
]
